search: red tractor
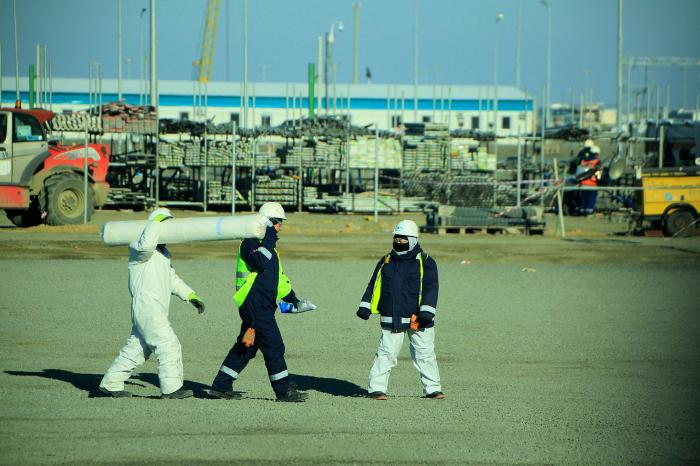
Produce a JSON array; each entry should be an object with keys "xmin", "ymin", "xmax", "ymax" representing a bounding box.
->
[{"xmin": 0, "ymin": 108, "xmax": 110, "ymax": 226}]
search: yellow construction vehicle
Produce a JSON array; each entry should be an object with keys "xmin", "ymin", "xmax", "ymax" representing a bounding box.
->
[{"xmin": 636, "ymin": 167, "xmax": 699, "ymax": 237}]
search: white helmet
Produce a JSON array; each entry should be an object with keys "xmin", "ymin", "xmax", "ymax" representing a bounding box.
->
[
  {"xmin": 393, "ymin": 219, "xmax": 419, "ymax": 238},
  {"xmin": 148, "ymin": 207, "xmax": 173, "ymax": 221},
  {"xmin": 259, "ymin": 202, "xmax": 287, "ymax": 220},
  {"xmin": 590, "ymin": 145, "xmax": 601, "ymax": 155},
  {"xmin": 584, "ymin": 139, "xmax": 594, "ymax": 148}
]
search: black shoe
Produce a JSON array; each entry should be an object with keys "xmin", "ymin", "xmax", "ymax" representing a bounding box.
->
[
  {"xmin": 425, "ymin": 391, "xmax": 445, "ymax": 399},
  {"xmin": 99, "ymin": 386, "xmax": 133, "ymax": 398},
  {"xmin": 276, "ymin": 387, "xmax": 307, "ymax": 403},
  {"xmin": 209, "ymin": 387, "xmax": 241, "ymax": 400},
  {"xmin": 367, "ymin": 391, "xmax": 388, "ymax": 400},
  {"xmin": 161, "ymin": 388, "xmax": 193, "ymax": 399}
]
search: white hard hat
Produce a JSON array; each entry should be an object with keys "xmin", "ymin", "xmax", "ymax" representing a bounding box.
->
[
  {"xmin": 393, "ymin": 219, "xmax": 419, "ymax": 238},
  {"xmin": 259, "ymin": 202, "xmax": 287, "ymax": 220},
  {"xmin": 591, "ymin": 145, "xmax": 600, "ymax": 155},
  {"xmin": 584, "ymin": 139, "xmax": 594, "ymax": 148},
  {"xmin": 148, "ymin": 207, "xmax": 173, "ymax": 221}
]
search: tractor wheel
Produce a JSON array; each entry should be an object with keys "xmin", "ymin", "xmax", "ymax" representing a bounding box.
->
[
  {"xmin": 663, "ymin": 210, "xmax": 696, "ymax": 237},
  {"xmin": 44, "ymin": 173, "xmax": 95, "ymax": 225}
]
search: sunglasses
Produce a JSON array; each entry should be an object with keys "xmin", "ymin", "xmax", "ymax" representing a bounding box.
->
[{"xmin": 270, "ymin": 218, "xmax": 284, "ymax": 225}]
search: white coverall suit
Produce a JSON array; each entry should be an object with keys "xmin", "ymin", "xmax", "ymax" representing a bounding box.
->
[{"xmin": 100, "ymin": 221, "xmax": 194, "ymax": 395}]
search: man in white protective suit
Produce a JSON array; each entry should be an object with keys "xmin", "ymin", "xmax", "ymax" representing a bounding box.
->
[{"xmin": 99, "ymin": 208, "xmax": 205, "ymax": 399}]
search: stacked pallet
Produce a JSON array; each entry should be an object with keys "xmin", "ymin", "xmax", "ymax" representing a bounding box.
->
[
  {"xmin": 49, "ymin": 113, "xmax": 101, "ymax": 132},
  {"xmin": 285, "ymin": 145, "xmax": 315, "ymax": 166},
  {"xmin": 255, "ymin": 176, "xmax": 297, "ymax": 205},
  {"xmin": 403, "ymin": 141, "xmax": 446, "ymax": 171},
  {"xmin": 183, "ymin": 142, "xmax": 203, "ymax": 166},
  {"xmin": 314, "ymin": 141, "xmax": 343, "ymax": 167},
  {"xmin": 207, "ymin": 141, "xmax": 233, "ymax": 167},
  {"xmin": 303, "ymin": 186, "xmax": 319, "ymax": 201},
  {"xmin": 424, "ymin": 123, "xmax": 449, "ymax": 138},
  {"xmin": 158, "ymin": 141, "xmax": 185, "ymax": 167},
  {"xmin": 105, "ymin": 187, "xmax": 148, "ymax": 206},
  {"xmin": 348, "ymin": 137, "xmax": 401, "ymax": 169}
]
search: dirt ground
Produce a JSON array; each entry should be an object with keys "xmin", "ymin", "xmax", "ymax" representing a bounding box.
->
[{"xmin": 1, "ymin": 209, "xmax": 699, "ymax": 464}]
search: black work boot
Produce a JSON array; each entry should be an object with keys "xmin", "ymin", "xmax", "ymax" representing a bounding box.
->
[
  {"xmin": 209, "ymin": 386, "xmax": 241, "ymax": 400},
  {"xmin": 161, "ymin": 388, "xmax": 193, "ymax": 399},
  {"xmin": 276, "ymin": 387, "xmax": 308, "ymax": 403},
  {"xmin": 425, "ymin": 391, "xmax": 445, "ymax": 399},
  {"xmin": 99, "ymin": 387, "xmax": 133, "ymax": 398},
  {"xmin": 367, "ymin": 391, "xmax": 388, "ymax": 400}
]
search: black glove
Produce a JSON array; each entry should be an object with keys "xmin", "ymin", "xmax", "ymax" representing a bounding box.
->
[
  {"xmin": 190, "ymin": 297, "xmax": 205, "ymax": 314},
  {"xmin": 356, "ymin": 307, "xmax": 371, "ymax": 320},
  {"xmin": 264, "ymin": 225, "xmax": 279, "ymax": 243},
  {"xmin": 417, "ymin": 311, "xmax": 434, "ymax": 326}
]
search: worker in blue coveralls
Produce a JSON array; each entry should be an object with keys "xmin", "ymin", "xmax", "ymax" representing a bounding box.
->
[
  {"xmin": 209, "ymin": 202, "xmax": 317, "ymax": 402},
  {"xmin": 356, "ymin": 220, "xmax": 444, "ymax": 401}
]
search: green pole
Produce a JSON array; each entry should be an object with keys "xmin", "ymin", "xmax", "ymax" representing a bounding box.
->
[
  {"xmin": 29, "ymin": 65, "xmax": 35, "ymax": 109},
  {"xmin": 308, "ymin": 63, "xmax": 315, "ymax": 118}
]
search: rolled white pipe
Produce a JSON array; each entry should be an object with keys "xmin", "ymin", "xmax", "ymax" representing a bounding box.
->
[{"xmin": 101, "ymin": 214, "xmax": 265, "ymax": 246}]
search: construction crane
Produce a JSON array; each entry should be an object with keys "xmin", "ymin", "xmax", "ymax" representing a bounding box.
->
[{"xmin": 193, "ymin": 0, "xmax": 222, "ymax": 120}]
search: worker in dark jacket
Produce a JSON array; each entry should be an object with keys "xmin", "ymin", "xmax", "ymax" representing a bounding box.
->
[
  {"xmin": 210, "ymin": 202, "xmax": 316, "ymax": 402},
  {"xmin": 356, "ymin": 220, "xmax": 444, "ymax": 400}
]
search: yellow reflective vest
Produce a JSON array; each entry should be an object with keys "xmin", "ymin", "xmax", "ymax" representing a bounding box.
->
[
  {"xmin": 370, "ymin": 253, "xmax": 424, "ymax": 314},
  {"xmin": 233, "ymin": 243, "xmax": 292, "ymax": 307}
]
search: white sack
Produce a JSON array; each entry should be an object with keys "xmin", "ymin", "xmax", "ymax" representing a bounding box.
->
[{"xmin": 100, "ymin": 214, "xmax": 266, "ymax": 246}]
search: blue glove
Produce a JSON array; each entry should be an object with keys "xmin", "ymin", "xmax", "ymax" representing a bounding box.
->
[
  {"xmin": 279, "ymin": 301, "xmax": 295, "ymax": 313},
  {"xmin": 279, "ymin": 301, "xmax": 294, "ymax": 313}
]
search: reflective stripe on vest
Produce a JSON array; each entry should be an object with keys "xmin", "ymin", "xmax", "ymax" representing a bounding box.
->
[
  {"xmin": 233, "ymin": 244, "xmax": 292, "ymax": 307},
  {"xmin": 370, "ymin": 253, "xmax": 424, "ymax": 314}
]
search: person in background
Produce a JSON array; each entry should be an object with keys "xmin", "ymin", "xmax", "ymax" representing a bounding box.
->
[
  {"xmin": 577, "ymin": 145, "xmax": 602, "ymax": 216},
  {"xmin": 100, "ymin": 208, "xmax": 205, "ymax": 399},
  {"xmin": 356, "ymin": 220, "xmax": 444, "ymax": 401}
]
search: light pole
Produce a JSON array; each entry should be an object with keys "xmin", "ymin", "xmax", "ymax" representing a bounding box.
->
[
  {"xmin": 325, "ymin": 21, "xmax": 343, "ymax": 115},
  {"xmin": 413, "ymin": 0, "xmax": 419, "ymax": 122},
  {"xmin": 515, "ymin": 0, "xmax": 522, "ymax": 89},
  {"xmin": 117, "ymin": 0, "xmax": 123, "ymax": 101},
  {"xmin": 541, "ymin": 0, "xmax": 552, "ymax": 128},
  {"xmin": 583, "ymin": 69, "xmax": 591, "ymax": 128},
  {"xmin": 139, "ymin": 7, "xmax": 147, "ymax": 105},
  {"xmin": 493, "ymin": 13, "xmax": 504, "ymax": 151}
]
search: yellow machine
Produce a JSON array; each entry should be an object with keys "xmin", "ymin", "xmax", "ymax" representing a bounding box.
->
[{"xmin": 638, "ymin": 167, "xmax": 700, "ymax": 237}]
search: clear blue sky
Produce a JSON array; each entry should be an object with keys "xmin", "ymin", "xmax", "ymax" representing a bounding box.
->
[{"xmin": 1, "ymin": 0, "xmax": 699, "ymax": 107}]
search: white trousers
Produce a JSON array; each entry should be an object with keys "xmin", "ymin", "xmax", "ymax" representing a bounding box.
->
[
  {"xmin": 367, "ymin": 327, "xmax": 442, "ymax": 395},
  {"xmin": 100, "ymin": 297, "xmax": 184, "ymax": 395}
]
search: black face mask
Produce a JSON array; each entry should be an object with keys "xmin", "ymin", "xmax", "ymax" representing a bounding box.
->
[{"xmin": 393, "ymin": 235, "xmax": 410, "ymax": 252}]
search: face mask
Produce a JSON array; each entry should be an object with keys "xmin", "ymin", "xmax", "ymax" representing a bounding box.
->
[{"xmin": 393, "ymin": 241, "xmax": 410, "ymax": 253}]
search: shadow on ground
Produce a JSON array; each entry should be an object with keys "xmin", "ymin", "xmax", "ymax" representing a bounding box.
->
[
  {"xmin": 290, "ymin": 373, "xmax": 365, "ymax": 397},
  {"xmin": 4, "ymin": 369, "xmax": 218, "ymax": 399},
  {"xmin": 4, "ymin": 369, "xmax": 366, "ymax": 398}
]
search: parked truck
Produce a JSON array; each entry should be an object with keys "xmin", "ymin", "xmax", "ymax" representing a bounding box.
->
[{"xmin": 0, "ymin": 108, "xmax": 110, "ymax": 226}]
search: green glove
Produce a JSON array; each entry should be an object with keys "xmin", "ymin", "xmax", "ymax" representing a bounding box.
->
[
  {"xmin": 188, "ymin": 292, "xmax": 205, "ymax": 314},
  {"xmin": 152, "ymin": 213, "xmax": 170, "ymax": 222}
]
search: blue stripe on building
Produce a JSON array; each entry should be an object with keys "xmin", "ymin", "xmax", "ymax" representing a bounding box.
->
[{"xmin": 2, "ymin": 91, "xmax": 533, "ymax": 112}]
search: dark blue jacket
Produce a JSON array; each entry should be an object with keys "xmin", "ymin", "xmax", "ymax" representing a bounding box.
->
[
  {"xmin": 359, "ymin": 244, "xmax": 439, "ymax": 332},
  {"xmin": 238, "ymin": 227, "xmax": 298, "ymax": 313}
]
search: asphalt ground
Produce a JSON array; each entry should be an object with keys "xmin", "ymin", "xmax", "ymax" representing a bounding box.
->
[{"xmin": 1, "ymin": 210, "xmax": 699, "ymax": 464}]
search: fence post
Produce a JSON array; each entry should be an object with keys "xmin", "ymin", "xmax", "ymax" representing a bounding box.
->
[{"xmin": 553, "ymin": 157, "xmax": 566, "ymax": 238}]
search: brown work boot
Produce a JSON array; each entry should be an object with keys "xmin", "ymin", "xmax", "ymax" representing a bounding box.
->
[
  {"xmin": 425, "ymin": 391, "xmax": 445, "ymax": 399},
  {"xmin": 367, "ymin": 391, "xmax": 388, "ymax": 400}
]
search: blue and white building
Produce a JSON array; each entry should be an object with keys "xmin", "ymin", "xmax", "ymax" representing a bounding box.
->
[{"xmin": 1, "ymin": 77, "xmax": 534, "ymax": 135}]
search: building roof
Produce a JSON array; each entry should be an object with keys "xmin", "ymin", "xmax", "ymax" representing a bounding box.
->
[{"xmin": 2, "ymin": 77, "xmax": 531, "ymax": 101}]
